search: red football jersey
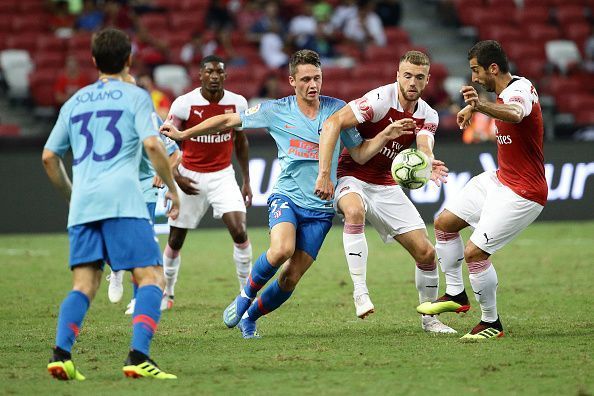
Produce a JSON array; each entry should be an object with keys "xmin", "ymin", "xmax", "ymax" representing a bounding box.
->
[
  {"xmin": 168, "ymin": 88, "xmax": 248, "ymax": 172},
  {"xmin": 337, "ymin": 83, "xmax": 439, "ymax": 185},
  {"xmin": 495, "ymin": 77, "xmax": 547, "ymax": 206}
]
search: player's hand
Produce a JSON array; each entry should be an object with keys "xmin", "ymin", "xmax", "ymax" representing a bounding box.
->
[
  {"xmin": 460, "ymin": 86, "xmax": 480, "ymax": 109},
  {"xmin": 430, "ymin": 158, "xmax": 448, "ymax": 187},
  {"xmin": 314, "ymin": 173, "xmax": 334, "ymax": 201},
  {"xmin": 242, "ymin": 182, "xmax": 253, "ymax": 208},
  {"xmin": 164, "ymin": 190, "xmax": 180, "ymax": 220},
  {"xmin": 382, "ymin": 118, "xmax": 416, "ymax": 139},
  {"xmin": 174, "ymin": 173, "xmax": 199, "ymax": 195},
  {"xmin": 152, "ymin": 175, "xmax": 164, "ymax": 188},
  {"xmin": 160, "ymin": 124, "xmax": 184, "ymax": 141},
  {"xmin": 456, "ymin": 105, "xmax": 474, "ymax": 130}
]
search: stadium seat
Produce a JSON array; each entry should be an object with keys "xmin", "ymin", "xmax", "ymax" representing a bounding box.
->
[
  {"xmin": 481, "ymin": 25, "xmax": 524, "ymax": 46},
  {"xmin": 545, "ymin": 40, "xmax": 582, "ymax": 74},
  {"xmin": 34, "ymin": 51, "xmax": 64, "ymax": 69},
  {"xmin": 574, "ymin": 110, "xmax": 594, "ymax": 125},
  {"xmin": 0, "ymin": 123, "xmax": 21, "ymax": 136},
  {"xmin": 526, "ymin": 24, "xmax": 561, "ymax": 42},
  {"xmin": 29, "ymin": 69, "xmax": 59, "ymax": 107},
  {"xmin": 154, "ymin": 64, "xmax": 190, "ymax": 96},
  {"xmin": 384, "ymin": 27, "xmax": 410, "ymax": 46},
  {"xmin": 5, "ymin": 34, "xmax": 37, "ymax": 53},
  {"xmin": 515, "ymin": 6, "xmax": 550, "ymax": 25},
  {"xmin": 555, "ymin": 92, "xmax": 594, "ymax": 113},
  {"xmin": 36, "ymin": 36, "xmax": 66, "ymax": 53},
  {"xmin": 139, "ymin": 14, "xmax": 169, "ymax": 32},
  {"xmin": 68, "ymin": 33, "xmax": 93, "ymax": 51},
  {"xmin": 555, "ymin": 5, "xmax": 587, "ymax": 26},
  {"xmin": 544, "ymin": 75, "xmax": 585, "ymax": 97},
  {"xmin": 12, "ymin": 14, "xmax": 45, "ymax": 32},
  {"xmin": 504, "ymin": 42, "xmax": 547, "ymax": 64},
  {"xmin": 515, "ymin": 59, "xmax": 546, "ymax": 83},
  {"xmin": 0, "ymin": 49, "xmax": 34, "ymax": 99},
  {"xmin": 563, "ymin": 23, "xmax": 591, "ymax": 51},
  {"xmin": 443, "ymin": 76, "xmax": 466, "ymax": 103}
]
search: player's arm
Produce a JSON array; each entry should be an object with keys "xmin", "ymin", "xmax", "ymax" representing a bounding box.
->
[
  {"xmin": 42, "ymin": 149, "xmax": 72, "ymax": 202},
  {"xmin": 347, "ymin": 119, "xmax": 416, "ymax": 165},
  {"xmin": 416, "ymin": 134, "xmax": 448, "ymax": 186},
  {"xmin": 233, "ymin": 130, "xmax": 252, "ymax": 207},
  {"xmin": 315, "ymin": 105, "xmax": 359, "ymax": 200},
  {"xmin": 461, "ymin": 85, "xmax": 523, "ymax": 123},
  {"xmin": 143, "ymin": 136, "xmax": 180, "ymax": 220},
  {"xmin": 160, "ymin": 113, "xmax": 242, "ymax": 141}
]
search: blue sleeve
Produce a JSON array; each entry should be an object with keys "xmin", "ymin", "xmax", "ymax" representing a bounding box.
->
[
  {"xmin": 161, "ymin": 135, "xmax": 179, "ymax": 156},
  {"xmin": 239, "ymin": 100, "xmax": 275, "ymax": 129},
  {"xmin": 44, "ymin": 110, "xmax": 71, "ymax": 156},
  {"xmin": 134, "ymin": 91, "xmax": 159, "ymax": 141},
  {"xmin": 340, "ymin": 127, "xmax": 363, "ymax": 149}
]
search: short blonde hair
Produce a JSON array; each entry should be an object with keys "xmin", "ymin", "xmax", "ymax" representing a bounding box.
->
[{"xmin": 400, "ymin": 50, "xmax": 430, "ymax": 66}]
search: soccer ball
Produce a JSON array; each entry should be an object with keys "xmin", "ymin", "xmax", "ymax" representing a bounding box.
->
[{"xmin": 391, "ymin": 148, "xmax": 431, "ymax": 189}]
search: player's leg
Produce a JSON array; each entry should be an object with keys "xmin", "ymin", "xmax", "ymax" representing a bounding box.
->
[
  {"xmin": 162, "ymin": 226, "xmax": 188, "ymax": 309},
  {"xmin": 223, "ymin": 221, "xmax": 295, "ymax": 328},
  {"xmin": 393, "ymin": 228, "xmax": 455, "ymax": 334},
  {"xmin": 125, "ymin": 202, "xmax": 157, "ymax": 315},
  {"xmin": 163, "ymin": 167, "xmax": 208, "ymax": 309},
  {"xmin": 418, "ymin": 172, "xmax": 492, "ymax": 315},
  {"xmin": 338, "ymin": 192, "xmax": 373, "ymax": 319},
  {"xmin": 49, "ymin": 262, "xmax": 103, "ymax": 381},
  {"xmin": 210, "ymin": 167, "xmax": 253, "ymax": 291},
  {"xmin": 103, "ymin": 217, "xmax": 176, "ymax": 378},
  {"xmin": 335, "ymin": 177, "xmax": 373, "ymax": 319},
  {"xmin": 221, "ymin": 211, "xmax": 251, "ymax": 291},
  {"xmin": 239, "ymin": 208, "xmax": 332, "ymax": 338},
  {"xmin": 461, "ymin": 182, "xmax": 543, "ymax": 341},
  {"xmin": 223, "ymin": 194, "xmax": 297, "ymax": 328},
  {"xmin": 239, "ymin": 249, "xmax": 314, "ymax": 338}
]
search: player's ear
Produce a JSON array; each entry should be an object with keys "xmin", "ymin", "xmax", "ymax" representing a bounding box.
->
[
  {"xmin": 92, "ymin": 57, "xmax": 97, "ymax": 68},
  {"xmin": 288, "ymin": 75, "xmax": 296, "ymax": 88}
]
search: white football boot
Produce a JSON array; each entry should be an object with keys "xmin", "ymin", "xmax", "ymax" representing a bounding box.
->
[
  {"xmin": 107, "ymin": 270, "xmax": 124, "ymax": 303},
  {"xmin": 354, "ymin": 293, "xmax": 375, "ymax": 319},
  {"xmin": 421, "ymin": 315, "xmax": 457, "ymax": 333}
]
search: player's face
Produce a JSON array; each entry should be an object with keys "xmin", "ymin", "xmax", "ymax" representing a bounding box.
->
[
  {"xmin": 469, "ymin": 57, "xmax": 496, "ymax": 92},
  {"xmin": 289, "ymin": 64, "xmax": 322, "ymax": 104},
  {"xmin": 397, "ymin": 61, "xmax": 429, "ymax": 102},
  {"xmin": 200, "ymin": 61, "xmax": 226, "ymax": 93}
]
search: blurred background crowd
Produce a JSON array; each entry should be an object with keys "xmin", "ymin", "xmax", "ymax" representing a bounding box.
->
[{"xmin": 0, "ymin": 0, "xmax": 593, "ymax": 142}]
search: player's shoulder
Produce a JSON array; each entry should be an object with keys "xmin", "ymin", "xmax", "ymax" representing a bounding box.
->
[
  {"xmin": 320, "ymin": 95, "xmax": 347, "ymax": 111},
  {"xmin": 172, "ymin": 87, "xmax": 207, "ymax": 107},
  {"xmin": 221, "ymin": 89, "xmax": 248, "ymax": 106},
  {"xmin": 503, "ymin": 76, "xmax": 535, "ymax": 94},
  {"xmin": 415, "ymin": 97, "xmax": 438, "ymax": 118}
]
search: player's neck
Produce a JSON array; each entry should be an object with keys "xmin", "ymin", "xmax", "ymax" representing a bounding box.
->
[
  {"xmin": 296, "ymin": 96, "xmax": 320, "ymax": 119},
  {"xmin": 98, "ymin": 72, "xmax": 126, "ymax": 81},
  {"xmin": 201, "ymin": 87, "xmax": 224, "ymax": 103},
  {"xmin": 495, "ymin": 73, "xmax": 514, "ymax": 95},
  {"xmin": 397, "ymin": 91, "xmax": 418, "ymax": 114}
]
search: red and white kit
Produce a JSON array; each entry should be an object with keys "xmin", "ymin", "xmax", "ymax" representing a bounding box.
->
[
  {"xmin": 335, "ymin": 83, "xmax": 439, "ymax": 242},
  {"xmin": 447, "ymin": 76, "xmax": 547, "ymax": 254},
  {"xmin": 167, "ymin": 88, "xmax": 248, "ymax": 228}
]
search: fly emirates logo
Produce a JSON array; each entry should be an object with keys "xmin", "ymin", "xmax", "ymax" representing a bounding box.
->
[
  {"xmin": 495, "ymin": 127, "xmax": 512, "ymax": 145},
  {"xmin": 190, "ymin": 131, "xmax": 232, "ymax": 143}
]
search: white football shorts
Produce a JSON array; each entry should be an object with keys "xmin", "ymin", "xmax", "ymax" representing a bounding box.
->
[
  {"xmin": 169, "ymin": 164, "xmax": 246, "ymax": 229},
  {"xmin": 445, "ymin": 170, "xmax": 544, "ymax": 255},
  {"xmin": 334, "ymin": 176, "xmax": 426, "ymax": 243}
]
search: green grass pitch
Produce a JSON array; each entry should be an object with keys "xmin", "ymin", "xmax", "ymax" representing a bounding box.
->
[{"xmin": 0, "ymin": 221, "xmax": 592, "ymax": 395}]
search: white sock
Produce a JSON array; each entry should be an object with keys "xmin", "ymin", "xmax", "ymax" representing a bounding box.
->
[
  {"xmin": 435, "ymin": 229, "xmax": 465, "ymax": 296},
  {"xmin": 468, "ymin": 260, "xmax": 498, "ymax": 323},
  {"xmin": 343, "ymin": 223, "xmax": 368, "ymax": 296},
  {"xmin": 415, "ymin": 265, "xmax": 439, "ymax": 303},
  {"xmin": 234, "ymin": 240, "xmax": 252, "ymax": 291},
  {"xmin": 163, "ymin": 245, "xmax": 181, "ymax": 296}
]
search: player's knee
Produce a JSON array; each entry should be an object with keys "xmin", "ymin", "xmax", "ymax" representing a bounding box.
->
[
  {"xmin": 464, "ymin": 244, "xmax": 487, "ymax": 263},
  {"xmin": 267, "ymin": 245, "xmax": 294, "ymax": 266},
  {"xmin": 168, "ymin": 236, "xmax": 184, "ymax": 251},
  {"xmin": 415, "ymin": 245, "xmax": 435, "ymax": 266},
  {"xmin": 434, "ymin": 213, "xmax": 448, "ymax": 232},
  {"xmin": 134, "ymin": 266, "xmax": 165, "ymax": 289},
  {"xmin": 228, "ymin": 226, "xmax": 247, "ymax": 244},
  {"xmin": 277, "ymin": 270, "xmax": 299, "ymax": 291},
  {"xmin": 72, "ymin": 282, "xmax": 99, "ymax": 301},
  {"xmin": 342, "ymin": 204, "xmax": 365, "ymax": 224}
]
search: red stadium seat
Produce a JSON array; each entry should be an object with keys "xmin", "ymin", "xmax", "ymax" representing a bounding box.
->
[
  {"xmin": 555, "ymin": 92, "xmax": 594, "ymax": 113},
  {"xmin": 139, "ymin": 14, "xmax": 169, "ymax": 32},
  {"xmin": 365, "ymin": 45, "xmax": 402, "ymax": 63},
  {"xmin": 504, "ymin": 42, "xmax": 546, "ymax": 64},
  {"xmin": 514, "ymin": 58, "xmax": 546, "ymax": 83},
  {"xmin": 17, "ymin": 0, "xmax": 45, "ymax": 13},
  {"xmin": 36, "ymin": 36, "xmax": 66, "ymax": 53},
  {"xmin": 169, "ymin": 12, "xmax": 204, "ymax": 32},
  {"xmin": 526, "ymin": 24, "xmax": 561, "ymax": 42},
  {"xmin": 481, "ymin": 25, "xmax": 524, "ymax": 46},
  {"xmin": 0, "ymin": 124, "xmax": 21, "ymax": 136},
  {"xmin": 574, "ymin": 110, "xmax": 594, "ymax": 125},
  {"xmin": 12, "ymin": 14, "xmax": 46, "ymax": 32},
  {"xmin": 544, "ymin": 75, "xmax": 585, "ymax": 97},
  {"xmin": 34, "ymin": 51, "xmax": 65, "ymax": 69},
  {"xmin": 68, "ymin": 33, "xmax": 93, "ymax": 51},
  {"xmin": 555, "ymin": 5, "xmax": 587, "ymax": 26},
  {"xmin": 5, "ymin": 34, "xmax": 37, "ymax": 52},
  {"xmin": 384, "ymin": 27, "xmax": 410, "ymax": 46},
  {"xmin": 515, "ymin": 6, "xmax": 550, "ymax": 26}
]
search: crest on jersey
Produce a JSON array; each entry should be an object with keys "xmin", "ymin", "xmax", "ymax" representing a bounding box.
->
[
  {"xmin": 245, "ymin": 103, "xmax": 261, "ymax": 116},
  {"xmin": 353, "ymin": 97, "xmax": 374, "ymax": 122}
]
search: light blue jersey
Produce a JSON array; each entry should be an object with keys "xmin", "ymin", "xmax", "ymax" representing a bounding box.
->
[
  {"xmin": 240, "ymin": 95, "xmax": 362, "ymax": 212},
  {"xmin": 138, "ymin": 114, "xmax": 178, "ymax": 203},
  {"xmin": 45, "ymin": 78, "xmax": 159, "ymax": 227}
]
